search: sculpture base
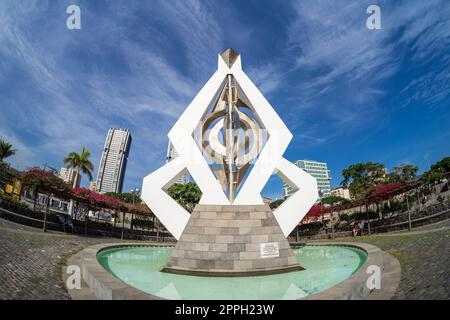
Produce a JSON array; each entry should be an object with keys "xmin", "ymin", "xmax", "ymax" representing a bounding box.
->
[{"xmin": 163, "ymin": 204, "xmax": 302, "ymax": 276}]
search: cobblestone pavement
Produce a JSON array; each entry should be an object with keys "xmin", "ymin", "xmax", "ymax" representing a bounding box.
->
[
  {"xmin": 409, "ymin": 217, "xmax": 450, "ymax": 232},
  {"xmin": 323, "ymin": 222, "xmax": 450, "ymax": 300},
  {"xmin": 0, "ymin": 218, "xmax": 119, "ymax": 300}
]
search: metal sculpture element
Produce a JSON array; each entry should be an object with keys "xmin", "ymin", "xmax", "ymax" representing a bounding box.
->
[
  {"xmin": 199, "ymin": 49, "xmax": 266, "ymax": 201},
  {"xmin": 142, "ymin": 48, "xmax": 318, "ymax": 239}
]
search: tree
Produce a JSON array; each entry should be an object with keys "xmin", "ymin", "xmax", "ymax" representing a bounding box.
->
[
  {"xmin": 63, "ymin": 147, "xmax": 94, "ymax": 187},
  {"xmin": 0, "ymin": 162, "xmax": 7, "ymax": 180},
  {"xmin": 167, "ymin": 182, "xmax": 202, "ymax": 213},
  {"xmin": 105, "ymin": 192, "xmax": 141, "ymax": 204},
  {"xmin": 64, "ymin": 147, "xmax": 94, "ymax": 219},
  {"xmin": 320, "ymin": 195, "xmax": 350, "ymax": 206},
  {"xmin": 421, "ymin": 170, "xmax": 443, "ymax": 185},
  {"xmin": 0, "ymin": 138, "xmax": 16, "ymax": 162},
  {"xmin": 389, "ymin": 164, "xmax": 418, "ymax": 184},
  {"xmin": 21, "ymin": 168, "xmax": 71, "ymax": 231},
  {"xmin": 431, "ymin": 156, "xmax": 450, "ymax": 173},
  {"xmin": 269, "ymin": 198, "xmax": 285, "ymax": 209},
  {"xmin": 341, "ymin": 162, "xmax": 387, "ymax": 199},
  {"xmin": 422, "ymin": 156, "xmax": 450, "ymax": 185}
]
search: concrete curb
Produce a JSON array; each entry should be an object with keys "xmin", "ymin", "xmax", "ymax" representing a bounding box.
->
[{"xmin": 301, "ymin": 242, "xmax": 401, "ymax": 300}]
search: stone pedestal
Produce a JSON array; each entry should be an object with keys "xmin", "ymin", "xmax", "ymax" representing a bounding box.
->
[{"xmin": 163, "ymin": 204, "xmax": 302, "ymax": 276}]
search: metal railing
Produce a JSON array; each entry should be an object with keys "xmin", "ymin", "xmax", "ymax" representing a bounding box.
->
[{"xmin": 0, "ymin": 199, "xmax": 175, "ymax": 242}]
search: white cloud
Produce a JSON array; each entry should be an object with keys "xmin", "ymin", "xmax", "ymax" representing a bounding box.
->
[
  {"xmin": 0, "ymin": 0, "xmax": 448, "ymax": 192},
  {"xmin": 0, "ymin": 0, "xmax": 228, "ymax": 190},
  {"xmin": 246, "ymin": 63, "xmax": 286, "ymax": 96}
]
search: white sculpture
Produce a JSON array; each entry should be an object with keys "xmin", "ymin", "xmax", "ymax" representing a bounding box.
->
[{"xmin": 142, "ymin": 49, "xmax": 318, "ymax": 239}]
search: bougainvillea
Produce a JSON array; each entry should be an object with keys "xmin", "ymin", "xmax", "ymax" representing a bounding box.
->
[
  {"xmin": 70, "ymin": 188, "xmax": 152, "ymax": 215},
  {"xmin": 21, "ymin": 167, "xmax": 71, "ymax": 193},
  {"xmin": 306, "ymin": 204, "xmax": 327, "ymax": 216},
  {"xmin": 370, "ymin": 182, "xmax": 402, "ymax": 198},
  {"xmin": 18, "ymin": 168, "xmax": 153, "ymax": 217},
  {"xmin": 71, "ymin": 187, "xmax": 122, "ymax": 208}
]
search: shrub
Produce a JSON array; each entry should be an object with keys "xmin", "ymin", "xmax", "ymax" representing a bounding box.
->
[
  {"xmin": 0, "ymin": 192, "xmax": 20, "ymax": 204},
  {"xmin": 349, "ymin": 210, "xmax": 378, "ymax": 221},
  {"xmin": 298, "ymin": 221, "xmax": 323, "ymax": 231},
  {"xmin": 132, "ymin": 217, "xmax": 154, "ymax": 229}
]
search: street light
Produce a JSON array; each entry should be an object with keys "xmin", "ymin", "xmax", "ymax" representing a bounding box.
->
[
  {"xmin": 130, "ymin": 188, "xmax": 140, "ymax": 231},
  {"xmin": 405, "ymin": 190, "xmax": 412, "ymax": 232},
  {"xmin": 318, "ymin": 190, "xmax": 324, "ymax": 225}
]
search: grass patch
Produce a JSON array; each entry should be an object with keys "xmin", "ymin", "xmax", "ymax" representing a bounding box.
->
[
  {"xmin": 56, "ymin": 248, "xmax": 84, "ymax": 292},
  {"xmin": 57, "ymin": 251, "xmax": 75, "ymax": 267},
  {"xmin": 29, "ymin": 276, "xmax": 42, "ymax": 285}
]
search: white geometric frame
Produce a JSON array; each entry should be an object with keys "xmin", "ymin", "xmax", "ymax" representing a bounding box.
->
[{"xmin": 142, "ymin": 53, "xmax": 318, "ymax": 239}]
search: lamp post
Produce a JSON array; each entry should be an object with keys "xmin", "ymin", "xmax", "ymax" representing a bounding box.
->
[
  {"xmin": 130, "ymin": 188, "xmax": 140, "ymax": 232},
  {"xmin": 405, "ymin": 191, "xmax": 412, "ymax": 232},
  {"xmin": 121, "ymin": 211, "xmax": 125, "ymax": 240},
  {"xmin": 318, "ymin": 190, "xmax": 324, "ymax": 225}
]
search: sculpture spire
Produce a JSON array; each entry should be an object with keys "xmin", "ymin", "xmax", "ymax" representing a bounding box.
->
[{"xmin": 220, "ymin": 48, "xmax": 239, "ymax": 68}]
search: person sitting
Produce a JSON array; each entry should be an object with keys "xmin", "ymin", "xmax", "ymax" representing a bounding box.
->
[
  {"xmin": 66, "ymin": 217, "xmax": 76, "ymax": 233},
  {"xmin": 352, "ymin": 222, "xmax": 359, "ymax": 237},
  {"xmin": 58, "ymin": 215, "xmax": 66, "ymax": 232}
]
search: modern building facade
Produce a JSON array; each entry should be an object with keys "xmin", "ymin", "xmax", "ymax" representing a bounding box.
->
[
  {"xmin": 166, "ymin": 141, "xmax": 190, "ymax": 184},
  {"xmin": 59, "ymin": 167, "xmax": 81, "ymax": 187},
  {"xmin": 331, "ymin": 187, "xmax": 351, "ymax": 200},
  {"xmin": 283, "ymin": 160, "xmax": 331, "ymax": 199},
  {"xmin": 0, "ymin": 165, "xmax": 21, "ymax": 200},
  {"xmin": 96, "ymin": 128, "xmax": 132, "ymax": 193}
]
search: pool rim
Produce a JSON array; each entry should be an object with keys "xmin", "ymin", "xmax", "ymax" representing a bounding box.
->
[{"xmin": 65, "ymin": 242, "xmax": 400, "ymax": 300}]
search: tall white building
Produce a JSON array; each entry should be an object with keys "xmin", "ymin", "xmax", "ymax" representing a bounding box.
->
[
  {"xmin": 59, "ymin": 167, "xmax": 81, "ymax": 187},
  {"xmin": 283, "ymin": 160, "xmax": 331, "ymax": 199},
  {"xmin": 166, "ymin": 141, "xmax": 190, "ymax": 184},
  {"xmin": 96, "ymin": 128, "xmax": 132, "ymax": 193}
]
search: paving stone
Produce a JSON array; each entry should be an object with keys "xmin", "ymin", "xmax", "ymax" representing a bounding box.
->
[
  {"xmin": 0, "ymin": 218, "xmax": 117, "ymax": 300},
  {"xmin": 2, "ymin": 213, "xmax": 447, "ymax": 299}
]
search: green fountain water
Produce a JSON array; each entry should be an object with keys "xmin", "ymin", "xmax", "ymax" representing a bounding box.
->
[{"xmin": 97, "ymin": 245, "xmax": 367, "ymax": 300}]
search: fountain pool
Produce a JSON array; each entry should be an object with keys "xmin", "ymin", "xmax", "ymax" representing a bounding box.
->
[{"xmin": 96, "ymin": 245, "xmax": 367, "ymax": 300}]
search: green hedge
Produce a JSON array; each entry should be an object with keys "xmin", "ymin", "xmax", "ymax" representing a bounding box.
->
[
  {"xmin": 348, "ymin": 210, "xmax": 378, "ymax": 221},
  {"xmin": 132, "ymin": 217, "xmax": 154, "ymax": 229},
  {"xmin": 0, "ymin": 193, "xmax": 28, "ymax": 208}
]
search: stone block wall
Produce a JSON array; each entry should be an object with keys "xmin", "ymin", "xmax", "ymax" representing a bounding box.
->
[{"xmin": 163, "ymin": 204, "xmax": 301, "ymax": 276}]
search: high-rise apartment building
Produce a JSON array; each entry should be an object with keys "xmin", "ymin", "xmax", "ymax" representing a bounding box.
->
[
  {"xmin": 282, "ymin": 160, "xmax": 331, "ymax": 199},
  {"xmin": 59, "ymin": 167, "xmax": 81, "ymax": 187},
  {"xmin": 166, "ymin": 141, "xmax": 190, "ymax": 184},
  {"xmin": 96, "ymin": 128, "xmax": 132, "ymax": 193}
]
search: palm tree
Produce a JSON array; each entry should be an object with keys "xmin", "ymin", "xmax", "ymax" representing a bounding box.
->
[
  {"xmin": 63, "ymin": 147, "xmax": 94, "ymax": 219},
  {"xmin": 63, "ymin": 147, "xmax": 94, "ymax": 188},
  {"xmin": 0, "ymin": 138, "xmax": 17, "ymax": 162}
]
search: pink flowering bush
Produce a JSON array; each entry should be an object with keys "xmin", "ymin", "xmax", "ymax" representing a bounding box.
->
[{"xmin": 71, "ymin": 187, "xmax": 122, "ymax": 209}]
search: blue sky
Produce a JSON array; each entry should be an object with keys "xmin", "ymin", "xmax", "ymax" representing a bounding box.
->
[{"xmin": 0, "ymin": 0, "xmax": 449, "ymax": 199}]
